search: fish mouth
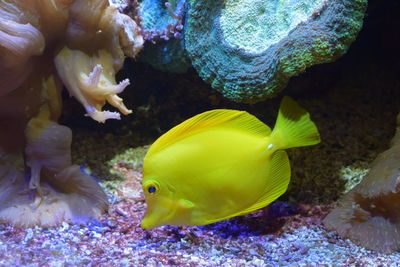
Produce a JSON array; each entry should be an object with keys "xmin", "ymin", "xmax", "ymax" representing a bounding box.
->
[
  {"xmin": 140, "ymin": 218, "xmax": 153, "ymax": 229},
  {"xmin": 141, "ymin": 210, "xmax": 175, "ymax": 229},
  {"xmin": 141, "ymin": 196, "xmax": 177, "ymax": 229},
  {"xmin": 141, "ymin": 216, "xmax": 159, "ymax": 229}
]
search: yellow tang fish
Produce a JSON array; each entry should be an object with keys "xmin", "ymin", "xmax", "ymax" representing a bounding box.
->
[{"xmin": 141, "ymin": 96, "xmax": 320, "ymax": 229}]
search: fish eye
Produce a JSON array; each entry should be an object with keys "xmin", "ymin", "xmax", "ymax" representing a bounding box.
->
[
  {"xmin": 144, "ymin": 181, "xmax": 159, "ymax": 195},
  {"xmin": 148, "ymin": 186, "xmax": 156, "ymax": 194}
]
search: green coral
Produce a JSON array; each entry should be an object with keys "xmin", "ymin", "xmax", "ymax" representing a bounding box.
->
[
  {"xmin": 219, "ymin": 0, "xmax": 325, "ymax": 53},
  {"xmin": 185, "ymin": 0, "xmax": 367, "ymax": 103}
]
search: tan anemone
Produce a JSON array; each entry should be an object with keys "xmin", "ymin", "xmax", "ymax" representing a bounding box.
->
[
  {"xmin": 0, "ymin": 0, "xmax": 143, "ymax": 227},
  {"xmin": 324, "ymin": 114, "xmax": 400, "ymax": 253}
]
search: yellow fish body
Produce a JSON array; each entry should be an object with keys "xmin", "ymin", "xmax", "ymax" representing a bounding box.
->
[{"xmin": 141, "ymin": 97, "xmax": 320, "ymax": 229}]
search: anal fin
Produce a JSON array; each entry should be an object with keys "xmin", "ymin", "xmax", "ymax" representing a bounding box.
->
[
  {"xmin": 237, "ymin": 150, "xmax": 291, "ymax": 215},
  {"xmin": 205, "ymin": 150, "xmax": 291, "ymax": 224}
]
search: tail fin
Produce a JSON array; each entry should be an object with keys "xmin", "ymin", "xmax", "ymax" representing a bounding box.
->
[{"xmin": 270, "ymin": 96, "xmax": 320, "ymax": 150}]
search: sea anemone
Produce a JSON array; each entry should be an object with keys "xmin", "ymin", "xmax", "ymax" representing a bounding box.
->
[
  {"xmin": 324, "ymin": 114, "xmax": 400, "ymax": 253},
  {"xmin": 0, "ymin": 0, "xmax": 143, "ymax": 227}
]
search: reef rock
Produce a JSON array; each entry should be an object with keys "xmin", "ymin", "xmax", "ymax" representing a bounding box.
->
[
  {"xmin": 185, "ymin": 0, "xmax": 367, "ymax": 102},
  {"xmin": 324, "ymin": 114, "xmax": 400, "ymax": 254}
]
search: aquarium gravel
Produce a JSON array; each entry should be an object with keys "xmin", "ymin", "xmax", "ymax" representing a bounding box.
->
[
  {"xmin": 1, "ymin": 150, "xmax": 400, "ymax": 266},
  {"xmin": 1, "ymin": 176, "xmax": 400, "ymax": 266}
]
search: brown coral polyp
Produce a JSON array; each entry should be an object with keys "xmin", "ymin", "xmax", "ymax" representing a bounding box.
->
[{"xmin": 324, "ymin": 114, "xmax": 400, "ymax": 253}]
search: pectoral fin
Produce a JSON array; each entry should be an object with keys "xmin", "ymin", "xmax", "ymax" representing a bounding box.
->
[{"xmin": 178, "ymin": 199, "xmax": 194, "ymax": 210}]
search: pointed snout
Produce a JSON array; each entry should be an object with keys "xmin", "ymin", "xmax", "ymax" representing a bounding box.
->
[
  {"xmin": 141, "ymin": 211, "xmax": 169, "ymax": 229},
  {"xmin": 141, "ymin": 216, "xmax": 156, "ymax": 229}
]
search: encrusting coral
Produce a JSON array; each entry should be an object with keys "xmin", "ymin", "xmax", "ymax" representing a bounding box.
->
[
  {"xmin": 185, "ymin": 0, "xmax": 367, "ymax": 103},
  {"xmin": 135, "ymin": 0, "xmax": 186, "ymax": 43},
  {"xmin": 0, "ymin": 0, "xmax": 143, "ymax": 227},
  {"xmin": 132, "ymin": 0, "xmax": 191, "ymax": 73},
  {"xmin": 324, "ymin": 114, "xmax": 400, "ymax": 254}
]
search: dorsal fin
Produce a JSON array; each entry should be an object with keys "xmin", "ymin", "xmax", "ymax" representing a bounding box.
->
[{"xmin": 146, "ymin": 109, "xmax": 271, "ymax": 157}]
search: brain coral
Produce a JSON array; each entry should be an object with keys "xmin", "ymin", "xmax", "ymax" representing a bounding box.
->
[{"xmin": 185, "ymin": 0, "xmax": 367, "ymax": 102}]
